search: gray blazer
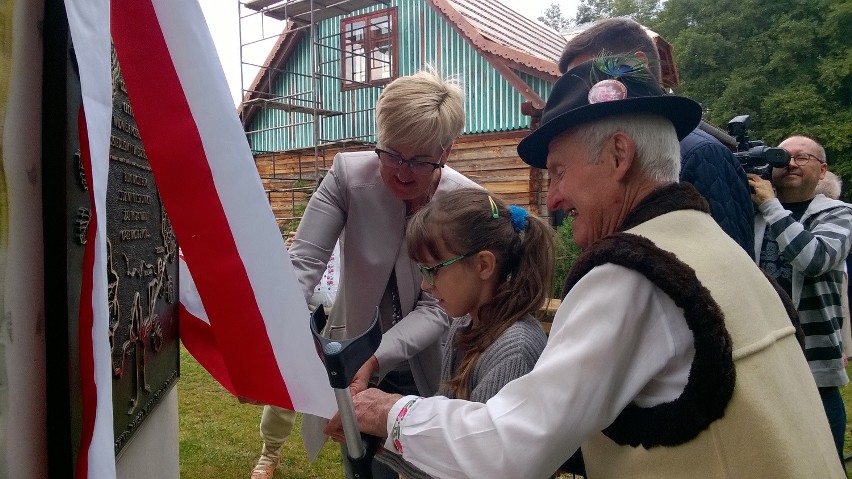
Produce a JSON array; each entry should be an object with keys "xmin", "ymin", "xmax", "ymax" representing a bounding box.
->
[{"xmin": 290, "ymin": 150, "xmax": 480, "ymax": 395}]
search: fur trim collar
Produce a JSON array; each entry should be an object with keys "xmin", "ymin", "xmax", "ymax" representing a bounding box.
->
[
  {"xmin": 618, "ymin": 182, "xmax": 709, "ymax": 232},
  {"xmin": 560, "ymin": 183, "xmax": 734, "ymax": 449}
]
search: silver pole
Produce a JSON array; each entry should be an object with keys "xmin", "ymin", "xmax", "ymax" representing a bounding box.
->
[{"xmin": 334, "ymin": 388, "xmax": 367, "ymax": 459}]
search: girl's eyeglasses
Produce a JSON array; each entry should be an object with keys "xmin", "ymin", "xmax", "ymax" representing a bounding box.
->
[{"xmin": 417, "ymin": 251, "xmax": 477, "ymax": 285}]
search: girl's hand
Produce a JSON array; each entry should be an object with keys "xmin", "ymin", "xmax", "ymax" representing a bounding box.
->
[{"xmin": 323, "ymin": 412, "xmax": 345, "ymax": 443}]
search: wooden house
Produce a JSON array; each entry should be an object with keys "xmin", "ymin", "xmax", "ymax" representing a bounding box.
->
[{"xmin": 238, "ymin": 0, "xmax": 677, "ymax": 232}]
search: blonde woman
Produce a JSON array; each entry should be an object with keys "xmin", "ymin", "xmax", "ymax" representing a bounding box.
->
[{"xmin": 252, "ymin": 68, "xmax": 479, "ymax": 479}]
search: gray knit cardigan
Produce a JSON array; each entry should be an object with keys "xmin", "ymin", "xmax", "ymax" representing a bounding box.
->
[{"xmin": 377, "ymin": 313, "xmax": 547, "ymax": 478}]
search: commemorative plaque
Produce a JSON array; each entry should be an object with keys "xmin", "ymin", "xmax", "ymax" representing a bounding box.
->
[{"xmin": 69, "ymin": 49, "xmax": 180, "ymax": 455}]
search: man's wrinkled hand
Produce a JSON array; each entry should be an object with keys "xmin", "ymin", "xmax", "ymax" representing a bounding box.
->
[
  {"xmin": 352, "ymin": 388, "xmax": 404, "ymax": 438},
  {"xmin": 322, "ymin": 356, "xmax": 382, "ymax": 443},
  {"xmin": 323, "ymin": 386, "xmax": 401, "ymax": 440}
]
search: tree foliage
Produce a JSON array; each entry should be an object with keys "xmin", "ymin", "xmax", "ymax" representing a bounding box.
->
[
  {"xmin": 553, "ymin": 218, "xmax": 582, "ymax": 297},
  {"xmin": 538, "ymin": 3, "xmax": 572, "ymax": 32},
  {"xmin": 650, "ymin": 0, "xmax": 852, "ymax": 194},
  {"xmin": 538, "ymin": 0, "xmax": 852, "ymax": 195},
  {"xmin": 575, "ymin": 0, "xmax": 662, "ymax": 26}
]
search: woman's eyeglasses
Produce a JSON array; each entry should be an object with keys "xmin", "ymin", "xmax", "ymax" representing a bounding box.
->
[
  {"xmin": 376, "ymin": 148, "xmax": 443, "ymax": 176},
  {"xmin": 417, "ymin": 251, "xmax": 477, "ymax": 285}
]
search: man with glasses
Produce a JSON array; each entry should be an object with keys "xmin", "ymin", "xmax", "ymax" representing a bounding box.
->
[{"xmin": 750, "ymin": 135, "xmax": 852, "ymax": 466}]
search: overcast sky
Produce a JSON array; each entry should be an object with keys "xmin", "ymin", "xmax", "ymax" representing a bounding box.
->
[{"xmin": 197, "ymin": 0, "xmax": 579, "ymax": 106}]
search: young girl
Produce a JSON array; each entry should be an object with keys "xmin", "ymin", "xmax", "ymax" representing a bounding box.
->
[{"xmin": 378, "ymin": 187, "xmax": 554, "ymax": 477}]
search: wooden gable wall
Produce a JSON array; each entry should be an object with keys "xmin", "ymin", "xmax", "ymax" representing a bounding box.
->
[{"xmin": 256, "ymin": 130, "xmax": 551, "ymax": 235}]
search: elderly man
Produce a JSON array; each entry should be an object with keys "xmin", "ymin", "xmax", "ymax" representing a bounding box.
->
[
  {"xmin": 750, "ymin": 136, "xmax": 852, "ymax": 466},
  {"xmin": 558, "ymin": 18, "xmax": 754, "ymax": 253},
  {"xmin": 342, "ymin": 56, "xmax": 844, "ymax": 478}
]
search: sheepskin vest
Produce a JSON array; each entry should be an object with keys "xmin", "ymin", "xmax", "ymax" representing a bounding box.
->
[{"xmin": 566, "ymin": 184, "xmax": 843, "ymax": 478}]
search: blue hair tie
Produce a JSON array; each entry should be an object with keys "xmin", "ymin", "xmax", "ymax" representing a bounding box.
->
[{"xmin": 508, "ymin": 205, "xmax": 528, "ymax": 232}]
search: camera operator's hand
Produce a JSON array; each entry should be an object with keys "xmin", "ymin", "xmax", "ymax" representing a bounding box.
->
[{"xmin": 747, "ymin": 173, "xmax": 776, "ymax": 206}]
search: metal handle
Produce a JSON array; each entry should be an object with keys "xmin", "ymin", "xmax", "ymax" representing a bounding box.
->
[{"xmin": 310, "ymin": 305, "xmax": 382, "ymax": 478}]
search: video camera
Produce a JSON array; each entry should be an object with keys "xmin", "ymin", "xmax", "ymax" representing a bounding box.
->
[{"xmin": 727, "ymin": 115, "xmax": 789, "ymax": 179}]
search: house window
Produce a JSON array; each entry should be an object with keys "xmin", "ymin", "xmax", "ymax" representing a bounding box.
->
[{"xmin": 342, "ymin": 9, "xmax": 397, "ymax": 89}]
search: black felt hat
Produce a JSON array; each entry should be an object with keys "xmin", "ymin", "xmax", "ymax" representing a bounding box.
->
[{"xmin": 517, "ymin": 55, "xmax": 702, "ymax": 169}]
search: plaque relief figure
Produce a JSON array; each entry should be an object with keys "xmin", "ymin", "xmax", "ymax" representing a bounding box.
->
[
  {"xmin": 74, "ymin": 150, "xmax": 88, "ymax": 191},
  {"xmin": 121, "ymin": 254, "xmax": 154, "ymax": 278},
  {"xmin": 145, "ymin": 257, "xmax": 166, "ymax": 353},
  {"xmin": 115, "ymin": 257, "xmax": 172, "ymax": 414},
  {"xmin": 158, "ymin": 202, "xmax": 176, "ymax": 262},
  {"xmin": 123, "ymin": 292, "xmax": 149, "ymax": 414},
  {"xmin": 75, "ymin": 207, "xmax": 91, "ymax": 245},
  {"xmin": 156, "ymin": 202, "xmax": 177, "ymax": 304},
  {"xmin": 107, "ymin": 238, "xmax": 121, "ymax": 353},
  {"xmin": 111, "ymin": 46, "xmax": 121, "ymax": 103}
]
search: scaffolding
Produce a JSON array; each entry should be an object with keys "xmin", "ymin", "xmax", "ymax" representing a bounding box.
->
[{"xmin": 238, "ymin": 0, "xmax": 391, "ymax": 232}]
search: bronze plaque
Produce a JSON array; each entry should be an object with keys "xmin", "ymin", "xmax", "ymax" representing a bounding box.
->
[
  {"xmin": 49, "ymin": 29, "xmax": 181, "ymax": 472},
  {"xmin": 102, "ymin": 49, "xmax": 179, "ymax": 454}
]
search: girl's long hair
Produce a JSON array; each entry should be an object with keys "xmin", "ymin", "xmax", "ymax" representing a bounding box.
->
[{"xmin": 406, "ymin": 188, "xmax": 554, "ymax": 399}]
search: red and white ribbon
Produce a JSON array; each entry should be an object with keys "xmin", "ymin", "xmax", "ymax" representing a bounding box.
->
[{"xmin": 67, "ymin": 1, "xmax": 336, "ymax": 476}]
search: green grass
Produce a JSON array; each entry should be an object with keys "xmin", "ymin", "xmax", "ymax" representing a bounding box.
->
[
  {"xmin": 179, "ymin": 343, "xmax": 852, "ymax": 478},
  {"xmin": 841, "ymin": 367, "xmax": 852, "ymax": 479},
  {"xmin": 178, "ymin": 345, "xmax": 343, "ymax": 478}
]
